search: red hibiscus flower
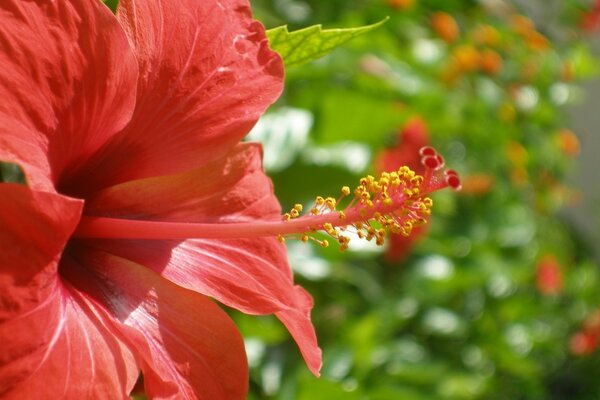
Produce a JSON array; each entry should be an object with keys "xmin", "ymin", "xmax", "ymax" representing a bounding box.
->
[
  {"xmin": 0, "ymin": 0, "xmax": 321, "ymax": 398},
  {"xmin": 376, "ymin": 117, "xmax": 431, "ymax": 262},
  {"xmin": 0, "ymin": 1, "xmax": 461, "ymax": 398}
]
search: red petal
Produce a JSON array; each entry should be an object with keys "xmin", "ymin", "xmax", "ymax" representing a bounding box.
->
[
  {"xmin": 64, "ymin": 0, "xmax": 284, "ymax": 195},
  {"xmin": 0, "ymin": 186, "xmax": 137, "ymax": 397},
  {"xmin": 0, "ymin": 280, "xmax": 139, "ymax": 398},
  {"xmin": 276, "ymin": 287, "xmax": 323, "ymax": 376},
  {"xmin": 63, "ymin": 248, "xmax": 249, "ymax": 400},
  {"xmin": 84, "ymin": 143, "xmax": 280, "ymax": 222},
  {"xmin": 0, "ymin": 184, "xmax": 81, "ymax": 321},
  {"xmin": 0, "ymin": 0, "xmax": 138, "ymax": 191},
  {"xmin": 80, "ymin": 144, "xmax": 322, "ymax": 374}
]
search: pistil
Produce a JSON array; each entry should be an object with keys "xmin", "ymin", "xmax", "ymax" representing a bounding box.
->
[{"xmin": 73, "ymin": 147, "xmax": 461, "ymax": 249}]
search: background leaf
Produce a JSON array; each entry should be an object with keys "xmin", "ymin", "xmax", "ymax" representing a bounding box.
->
[{"xmin": 266, "ymin": 19, "xmax": 388, "ymax": 67}]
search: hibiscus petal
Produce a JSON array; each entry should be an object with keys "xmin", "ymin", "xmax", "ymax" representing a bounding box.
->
[
  {"xmin": 0, "ymin": 184, "xmax": 82, "ymax": 320},
  {"xmin": 0, "ymin": 279, "xmax": 139, "ymax": 399},
  {"xmin": 0, "ymin": 0, "xmax": 138, "ymax": 191},
  {"xmin": 84, "ymin": 143, "xmax": 280, "ymax": 222},
  {"xmin": 63, "ymin": 247, "xmax": 249, "ymax": 400},
  {"xmin": 81, "ymin": 143, "xmax": 322, "ymax": 374},
  {"xmin": 0, "ymin": 186, "xmax": 138, "ymax": 398},
  {"xmin": 66, "ymin": 0, "xmax": 284, "ymax": 195}
]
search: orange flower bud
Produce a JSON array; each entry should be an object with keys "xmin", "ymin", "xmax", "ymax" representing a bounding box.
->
[
  {"xmin": 386, "ymin": 0, "xmax": 414, "ymax": 10},
  {"xmin": 460, "ymin": 173, "xmax": 494, "ymax": 196},
  {"xmin": 452, "ymin": 44, "xmax": 480, "ymax": 72},
  {"xmin": 479, "ymin": 49, "xmax": 503, "ymax": 75},
  {"xmin": 525, "ymin": 31, "xmax": 550, "ymax": 51},
  {"xmin": 556, "ymin": 129, "xmax": 580, "ymax": 157},
  {"xmin": 472, "ymin": 24, "xmax": 502, "ymax": 47},
  {"xmin": 431, "ymin": 12, "xmax": 459, "ymax": 43},
  {"xmin": 510, "ymin": 14, "xmax": 535, "ymax": 36}
]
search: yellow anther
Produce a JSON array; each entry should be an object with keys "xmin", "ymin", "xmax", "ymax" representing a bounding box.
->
[
  {"xmin": 325, "ymin": 197, "xmax": 336, "ymax": 210},
  {"xmin": 301, "ymin": 234, "xmax": 309, "ymax": 243},
  {"xmin": 294, "ymin": 204, "xmax": 303, "ymax": 212},
  {"xmin": 389, "ymin": 224, "xmax": 400, "ymax": 234},
  {"xmin": 380, "ymin": 177, "xmax": 390, "ymax": 186},
  {"xmin": 278, "ymin": 235, "xmax": 286, "ymax": 243},
  {"xmin": 411, "ymin": 176, "xmax": 423, "ymax": 185},
  {"xmin": 415, "ymin": 217, "xmax": 427, "ymax": 226},
  {"xmin": 361, "ymin": 192, "xmax": 371, "ymax": 200},
  {"xmin": 376, "ymin": 229, "xmax": 386, "ymax": 238},
  {"xmin": 316, "ymin": 196, "xmax": 325, "ymax": 205},
  {"xmin": 311, "ymin": 207, "xmax": 319, "ymax": 215},
  {"xmin": 423, "ymin": 197, "xmax": 433, "ymax": 207},
  {"xmin": 376, "ymin": 237, "xmax": 385, "ymax": 246},
  {"xmin": 283, "ymin": 213, "xmax": 291, "ymax": 221},
  {"xmin": 323, "ymin": 223, "xmax": 337, "ymax": 236},
  {"xmin": 383, "ymin": 198, "xmax": 392, "ymax": 206},
  {"xmin": 338, "ymin": 211, "xmax": 346, "ymax": 220},
  {"xmin": 290, "ymin": 209, "xmax": 299, "ymax": 218},
  {"xmin": 341, "ymin": 186, "xmax": 351, "ymax": 196},
  {"xmin": 320, "ymin": 239, "xmax": 330, "ymax": 248}
]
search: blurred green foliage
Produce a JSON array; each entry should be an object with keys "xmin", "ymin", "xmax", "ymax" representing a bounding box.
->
[{"xmin": 240, "ymin": 0, "xmax": 600, "ymax": 399}]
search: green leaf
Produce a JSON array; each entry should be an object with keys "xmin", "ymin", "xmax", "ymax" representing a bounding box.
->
[
  {"xmin": 102, "ymin": 0, "xmax": 119, "ymax": 13},
  {"xmin": 266, "ymin": 19, "xmax": 388, "ymax": 67},
  {"xmin": 0, "ymin": 162, "xmax": 26, "ymax": 185}
]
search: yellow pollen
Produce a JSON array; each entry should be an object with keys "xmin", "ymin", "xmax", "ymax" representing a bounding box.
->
[
  {"xmin": 325, "ymin": 197, "xmax": 337, "ymax": 210},
  {"xmin": 275, "ymin": 154, "xmax": 455, "ymax": 252}
]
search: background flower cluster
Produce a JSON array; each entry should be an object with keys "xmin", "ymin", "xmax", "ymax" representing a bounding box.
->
[{"xmin": 230, "ymin": 0, "xmax": 600, "ymax": 399}]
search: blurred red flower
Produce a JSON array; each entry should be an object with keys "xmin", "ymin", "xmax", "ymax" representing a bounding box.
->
[
  {"xmin": 536, "ymin": 255, "xmax": 563, "ymax": 295},
  {"xmin": 376, "ymin": 117, "xmax": 430, "ymax": 262},
  {"xmin": 0, "ymin": 0, "xmax": 321, "ymax": 398},
  {"xmin": 581, "ymin": 0, "xmax": 600, "ymax": 31},
  {"xmin": 571, "ymin": 311, "xmax": 600, "ymax": 356}
]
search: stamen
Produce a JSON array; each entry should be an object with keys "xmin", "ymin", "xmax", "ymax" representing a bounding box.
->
[{"xmin": 73, "ymin": 147, "xmax": 460, "ymax": 249}]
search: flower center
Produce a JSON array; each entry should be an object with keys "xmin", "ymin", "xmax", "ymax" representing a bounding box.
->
[{"xmin": 73, "ymin": 147, "xmax": 461, "ymax": 249}]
